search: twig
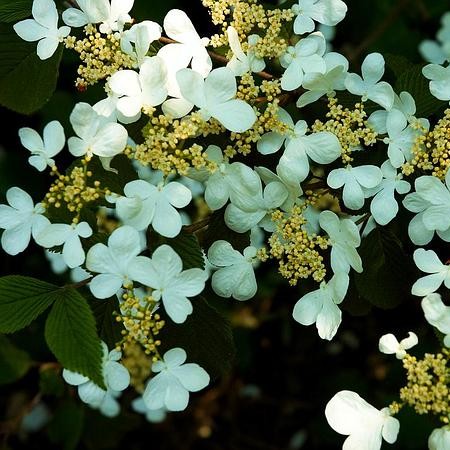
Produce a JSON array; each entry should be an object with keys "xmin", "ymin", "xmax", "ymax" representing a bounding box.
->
[{"xmin": 183, "ymin": 217, "xmax": 211, "ymax": 234}]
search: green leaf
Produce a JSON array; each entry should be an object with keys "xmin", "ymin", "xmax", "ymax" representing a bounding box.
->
[
  {"xmin": 158, "ymin": 297, "xmax": 235, "ymax": 379},
  {"xmin": 45, "ymin": 288, "xmax": 105, "ymax": 388},
  {"xmin": 354, "ymin": 228, "xmax": 415, "ymax": 309},
  {"xmin": 89, "ymin": 295, "xmax": 124, "ymax": 350},
  {"xmin": 201, "ymin": 208, "xmax": 250, "ymax": 253},
  {"xmin": 149, "ymin": 229, "xmax": 205, "ymax": 270},
  {"xmin": 0, "ymin": 276, "xmax": 60, "ymax": 333},
  {"xmin": 0, "ymin": 23, "xmax": 62, "ymax": 114},
  {"xmin": 0, "ymin": 335, "xmax": 32, "ymax": 384},
  {"xmin": 395, "ymin": 63, "xmax": 445, "ymax": 117},
  {"xmin": 0, "ymin": 0, "xmax": 32, "ymax": 22},
  {"xmin": 47, "ymin": 400, "xmax": 84, "ymax": 450}
]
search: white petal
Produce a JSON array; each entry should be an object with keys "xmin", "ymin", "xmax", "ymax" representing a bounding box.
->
[
  {"xmin": 209, "ymin": 99, "xmax": 256, "ymax": 133},
  {"xmin": 172, "ymin": 363, "xmax": 210, "ymax": 392}
]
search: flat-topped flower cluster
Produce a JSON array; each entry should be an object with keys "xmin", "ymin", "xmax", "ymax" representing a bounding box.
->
[{"xmin": 2, "ymin": 0, "xmax": 450, "ymax": 447}]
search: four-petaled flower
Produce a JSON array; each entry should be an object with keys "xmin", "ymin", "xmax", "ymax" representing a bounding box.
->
[{"xmin": 378, "ymin": 332, "xmax": 418, "ymax": 359}]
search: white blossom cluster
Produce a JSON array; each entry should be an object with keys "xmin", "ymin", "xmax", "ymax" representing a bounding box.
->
[{"xmin": 1, "ymin": 0, "xmax": 449, "ymax": 447}]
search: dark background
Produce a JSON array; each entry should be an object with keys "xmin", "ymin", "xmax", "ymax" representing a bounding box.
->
[{"xmin": 0, "ymin": 1, "xmax": 448, "ymax": 449}]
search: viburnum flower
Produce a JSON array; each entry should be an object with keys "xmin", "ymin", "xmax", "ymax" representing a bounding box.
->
[
  {"xmin": 68, "ymin": 103, "xmax": 128, "ymax": 159},
  {"xmin": 131, "ymin": 397, "xmax": 167, "ymax": 423},
  {"xmin": 18, "ymin": 121, "xmax": 65, "ymax": 172},
  {"xmin": 85, "ymin": 225, "xmax": 148, "ymax": 299},
  {"xmin": 422, "ymin": 64, "xmax": 450, "ymax": 101},
  {"xmin": 62, "ymin": 0, "xmax": 133, "ymax": 34},
  {"xmin": 327, "ymin": 165, "xmax": 382, "ymax": 210},
  {"xmin": 208, "ymin": 241, "xmax": 258, "ymax": 301},
  {"xmin": 120, "ymin": 21, "xmax": 162, "ymax": 67},
  {"xmin": 364, "ymin": 161, "xmax": 411, "ymax": 226},
  {"xmin": 63, "ymin": 343, "xmax": 130, "ymax": 417},
  {"xmin": 158, "ymin": 9, "xmax": 212, "ymax": 79},
  {"xmin": 325, "ymin": 390, "xmax": 400, "ymax": 450},
  {"xmin": 176, "ymin": 67, "xmax": 257, "ymax": 132},
  {"xmin": 421, "ymin": 293, "xmax": 450, "ymax": 347},
  {"xmin": 419, "ymin": 12, "xmax": 450, "ymax": 64},
  {"xmin": 226, "ymin": 27, "xmax": 265, "ymax": 76},
  {"xmin": 291, "ymin": 0, "xmax": 348, "ymax": 35},
  {"xmin": 278, "ymin": 120, "xmax": 342, "ymax": 184},
  {"xmin": 280, "ymin": 32, "xmax": 326, "ymax": 91},
  {"xmin": 256, "ymin": 108, "xmax": 294, "ymax": 155},
  {"xmin": 428, "ymin": 426, "xmax": 450, "ymax": 450},
  {"xmin": 292, "ymin": 272, "xmax": 349, "ymax": 340},
  {"xmin": 382, "ymin": 110, "xmax": 419, "ymax": 168},
  {"xmin": 225, "ymin": 180, "xmax": 288, "ymax": 233},
  {"xmin": 37, "ymin": 222, "xmax": 93, "ymax": 269},
  {"xmin": 130, "ymin": 245, "xmax": 207, "ymax": 323},
  {"xmin": 319, "ymin": 211, "xmax": 363, "ymax": 274},
  {"xmin": 14, "ymin": 0, "xmax": 70, "ymax": 60},
  {"xmin": 110, "ymin": 179, "xmax": 191, "ymax": 238},
  {"xmin": 345, "ymin": 53, "xmax": 395, "ymax": 110},
  {"xmin": 403, "ymin": 172, "xmax": 450, "ymax": 245},
  {"xmin": 378, "ymin": 332, "xmax": 418, "ymax": 359},
  {"xmin": 0, "ymin": 187, "xmax": 49, "ymax": 256},
  {"xmin": 143, "ymin": 348, "xmax": 210, "ymax": 412},
  {"xmin": 411, "ymin": 249, "xmax": 450, "ymax": 296},
  {"xmin": 297, "ymin": 51, "xmax": 349, "ymax": 107},
  {"xmin": 108, "ymin": 57, "xmax": 168, "ymax": 121}
]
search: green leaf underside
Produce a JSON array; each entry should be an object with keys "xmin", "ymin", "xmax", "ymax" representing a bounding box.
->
[
  {"xmin": 45, "ymin": 288, "xmax": 105, "ymax": 389},
  {"xmin": 0, "ymin": 0, "xmax": 32, "ymax": 23},
  {"xmin": 0, "ymin": 276, "xmax": 59, "ymax": 333},
  {"xmin": 0, "ymin": 24, "xmax": 62, "ymax": 114},
  {"xmin": 354, "ymin": 228, "xmax": 414, "ymax": 309},
  {"xmin": 0, "ymin": 334, "xmax": 32, "ymax": 384},
  {"xmin": 158, "ymin": 296, "xmax": 235, "ymax": 380}
]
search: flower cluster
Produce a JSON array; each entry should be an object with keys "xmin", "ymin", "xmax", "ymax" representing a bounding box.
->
[{"xmin": 3, "ymin": 0, "xmax": 450, "ymax": 447}]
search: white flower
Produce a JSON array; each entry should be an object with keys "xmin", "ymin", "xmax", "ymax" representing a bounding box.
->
[
  {"xmin": 158, "ymin": 9, "xmax": 212, "ymax": 79},
  {"xmin": 345, "ymin": 53, "xmax": 395, "ymax": 110},
  {"xmin": 297, "ymin": 51, "xmax": 349, "ymax": 107},
  {"xmin": 319, "ymin": 211, "xmax": 362, "ymax": 274},
  {"xmin": 143, "ymin": 348, "xmax": 209, "ymax": 412},
  {"xmin": 0, "ymin": 187, "xmax": 49, "ymax": 255},
  {"xmin": 382, "ymin": 109, "xmax": 419, "ymax": 168},
  {"xmin": 422, "ymin": 64, "xmax": 450, "ymax": 101},
  {"xmin": 62, "ymin": 0, "xmax": 133, "ymax": 34},
  {"xmin": 225, "ymin": 180, "xmax": 288, "ymax": 233},
  {"xmin": 327, "ymin": 164, "xmax": 382, "ymax": 210},
  {"xmin": 403, "ymin": 172, "xmax": 450, "ymax": 245},
  {"xmin": 63, "ymin": 343, "xmax": 130, "ymax": 417},
  {"xmin": 278, "ymin": 120, "xmax": 342, "ymax": 184},
  {"xmin": 365, "ymin": 161, "xmax": 411, "ymax": 226},
  {"xmin": 176, "ymin": 67, "xmax": 257, "ymax": 132},
  {"xmin": 325, "ymin": 390, "xmax": 400, "ymax": 450},
  {"xmin": 130, "ymin": 245, "xmax": 207, "ymax": 323},
  {"xmin": 108, "ymin": 57, "xmax": 168, "ymax": 121},
  {"xmin": 45, "ymin": 250, "xmax": 68, "ymax": 275},
  {"xmin": 208, "ymin": 240, "xmax": 258, "ymax": 301},
  {"xmin": 293, "ymin": 272, "xmax": 349, "ymax": 340},
  {"xmin": 256, "ymin": 107, "xmax": 294, "ymax": 155},
  {"xmin": 226, "ymin": 27, "xmax": 265, "ymax": 76},
  {"xmin": 85, "ymin": 225, "xmax": 149, "ymax": 299},
  {"xmin": 378, "ymin": 332, "xmax": 418, "ymax": 359},
  {"xmin": 419, "ymin": 12, "xmax": 450, "ymax": 64},
  {"xmin": 37, "ymin": 221, "xmax": 92, "ymax": 269},
  {"xmin": 421, "ymin": 294, "xmax": 450, "ymax": 347},
  {"xmin": 132, "ymin": 397, "xmax": 167, "ymax": 423},
  {"xmin": 68, "ymin": 102, "xmax": 128, "ymax": 158},
  {"xmin": 292, "ymin": 0, "xmax": 347, "ymax": 35},
  {"xmin": 411, "ymin": 249, "xmax": 450, "ymax": 296},
  {"xmin": 428, "ymin": 426, "xmax": 450, "ymax": 450},
  {"xmin": 121, "ymin": 21, "xmax": 162, "ymax": 67},
  {"xmin": 111, "ymin": 179, "xmax": 191, "ymax": 238},
  {"xmin": 18, "ymin": 121, "xmax": 65, "ymax": 172},
  {"xmin": 14, "ymin": 0, "xmax": 70, "ymax": 60},
  {"xmin": 280, "ymin": 32, "xmax": 326, "ymax": 91}
]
